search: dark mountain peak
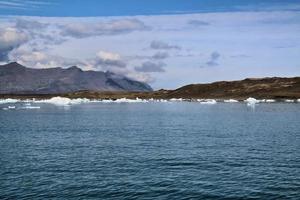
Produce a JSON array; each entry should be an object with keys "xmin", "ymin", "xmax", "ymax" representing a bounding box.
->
[
  {"xmin": 0, "ymin": 63, "xmax": 152, "ymax": 94},
  {"xmin": 67, "ymin": 66, "xmax": 82, "ymax": 72},
  {"xmin": 1, "ymin": 62, "xmax": 25, "ymax": 69},
  {"xmin": 105, "ymin": 71, "xmax": 115, "ymax": 76}
]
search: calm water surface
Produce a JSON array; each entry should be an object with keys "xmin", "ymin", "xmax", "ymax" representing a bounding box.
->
[{"xmin": 0, "ymin": 102, "xmax": 300, "ymax": 199}]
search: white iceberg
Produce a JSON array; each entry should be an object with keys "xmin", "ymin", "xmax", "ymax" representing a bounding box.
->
[
  {"xmin": 245, "ymin": 97, "xmax": 259, "ymax": 106},
  {"xmin": 0, "ymin": 98, "xmax": 20, "ymax": 104},
  {"xmin": 20, "ymin": 106, "xmax": 41, "ymax": 109},
  {"xmin": 114, "ymin": 98, "xmax": 148, "ymax": 103},
  {"xmin": 200, "ymin": 99, "xmax": 217, "ymax": 104},
  {"xmin": 157, "ymin": 99, "xmax": 168, "ymax": 102},
  {"xmin": 265, "ymin": 99, "xmax": 276, "ymax": 103},
  {"xmin": 285, "ymin": 99, "xmax": 294, "ymax": 103},
  {"xmin": 169, "ymin": 98, "xmax": 183, "ymax": 102},
  {"xmin": 36, "ymin": 97, "xmax": 90, "ymax": 106},
  {"xmin": 99, "ymin": 99, "xmax": 114, "ymax": 103},
  {"xmin": 224, "ymin": 99, "xmax": 238, "ymax": 103},
  {"xmin": 2, "ymin": 106, "xmax": 16, "ymax": 110}
]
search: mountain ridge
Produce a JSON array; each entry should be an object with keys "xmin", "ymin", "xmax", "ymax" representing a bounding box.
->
[
  {"xmin": 1, "ymin": 76, "xmax": 299, "ymax": 100},
  {"xmin": 0, "ymin": 62, "xmax": 152, "ymax": 94}
]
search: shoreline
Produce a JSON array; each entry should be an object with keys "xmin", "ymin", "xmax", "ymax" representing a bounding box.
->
[{"xmin": 0, "ymin": 95, "xmax": 299, "ymax": 103}]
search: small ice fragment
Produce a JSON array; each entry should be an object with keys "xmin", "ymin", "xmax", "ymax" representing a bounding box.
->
[
  {"xmin": 0, "ymin": 98, "xmax": 19, "ymax": 104},
  {"xmin": 285, "ymin": 99, "xmax": 294, "ymax": 103},
  {"xmin": 224, "ymin": 99, "xmax": 238, "ymax": 103},
  {"xmin": 265, "ymin": 99, "xmax": 276, "ymax": 103},
  {"xmin": 200, "ymin": 99, "xmax": 217, "ymax": 104},
  {"xmin": 245, "ymin": 97, "xmax": 259, "ymax": 106}
]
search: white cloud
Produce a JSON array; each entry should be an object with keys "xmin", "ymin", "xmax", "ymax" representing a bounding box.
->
[
  {"xmin": 8, "ymin": 48, "xmax": 80, "ymax": 69},
  {"xmin": 91, "ymin": 50, "xmax": 126, "ymax": 70},
  {"xmin": 0, "ymin": 27, "xmax": 29, "ymax": 60},
  {"xmin": 60, "ymin": 19, "xmax": 149, "ymax": 38},
  {"xmin": 97, "ymin": 51, "xmax": 121, "ymax": 61}
]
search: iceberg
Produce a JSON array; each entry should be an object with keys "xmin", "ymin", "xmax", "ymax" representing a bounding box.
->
[
  {"xmin": 200, "ymin": 99, "xmax": 217, "ymax": 104},
  {"xmin": 285, "ymin": 99, "xmax": 294, "ymax": 103},
  {"xmin": 36, "ymin": 97, "xmax": 90, "ymax": 106},
  {"xmin": 157, "ymin": 99, "xmax": 168, "ymax": 102},
  {"xmin": 115, "ymin": 98, "xmax": 148, "ymax": 103},
  {"xmin": 169, "ymin": 98, "xmax": 183, "ymax": 102},
  {"xmin": 265, "ymin": 99, "xmax": 276, "ymax": 103},
  {"xmin": 0, "ymin": 98, "xmax": 20, "ymax": 104},
  {"xmin": 245, "ymin": 97, "xmax": 259, "ymax": 106},
  {"xmin": 224, "ymin": 99, "xmax": 238, "ymax": 103},
  {"xmin": 20, "ymin": 106, "xmax": 41, "ymax": 109},
  {"xmin": 258, "ymin": 99, "xmax": 276, "ymax": 103},
  {"xmin": 2, "ymin": 106, "xmax": 16, "ymax": 110},
  {"xmin": 99, "ymin": 99, "xmax": 114, "ymax": 103}
]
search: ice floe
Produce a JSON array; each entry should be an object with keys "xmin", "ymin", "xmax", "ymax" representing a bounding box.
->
[
  {"xmin": 35, "ymin": 97, "xmax": 90, "ymax": 106},
  {"xmin": 285, "ymin": 99, "xmax": 294, "ymax": 103},
  {"xmin": 245, "ymin": 97, "xmax": 259, "ymax": 107},
  {"xmin": 199, "ymin": 99, "xmax": 217, "ymax": 104},
  {"xmin": 0, "ymin": 98, "xmax": 20, "ymax": 104},
  {"xmin": 224, "ymin": 99, "xmax": 239, "ymax": 103},
  {"xmin": 265, "ymin": 99, "xmax": 276, "ymax": 103},
  {"xmin": 2, "ymin": 106, "xmax": 16, "ymax": 110},
  {"xmin": 20, "ymin": 105, "xmax": 41, "ymax": 109},
  {"xmin": 169, "ymin": 98, "xmax": 183, "ymax": 102},
  {"xmin": 114, "ymin": 98, "xmax": 148, "ymax": 103}
]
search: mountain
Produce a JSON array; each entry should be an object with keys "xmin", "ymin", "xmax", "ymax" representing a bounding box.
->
[
  {"xmin": 164, "ymin": 77, "xmax": 300, "ymax": 99},
  {"xmin": 0, "ymin": 62, "xmax": 152, "ymax": 94},
  {"xmin": 51, "ymin": 77, "xmax": 300, "ymax": 100}
]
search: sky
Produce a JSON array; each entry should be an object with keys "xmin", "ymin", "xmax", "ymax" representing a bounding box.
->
[{"xmin": 0, "ymin": 0, "xmax": 300, "ymax": 89}]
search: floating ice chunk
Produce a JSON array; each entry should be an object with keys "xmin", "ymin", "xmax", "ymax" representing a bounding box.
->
[
  {"xmin": 169, "ymin": 98, "xmax": 183, "ymax": 102},
  {"xmin": 157, "ymin": 99, "xmax": 168, "ymax": 102},
  {"xmin": 115, "ymin": 98, "xmax": 148, "ymax": 103},
  {"xmin": 0, "ymin": 98, "xmax": 20, "ymax": 104},
  {"xmin": 245, "ymin": 97, "xmax": 259, "ymax": 107},
  {"xmin": 36, "ymin": 97, "xmax": 90, "ymax": 106},
  {"xmin": 2, "ymin": 106, "xmax": 16, "ymax": 110},
  {"xmin": 285, "ymin": 99, "xmax": 294, "ymax": 103},
  {"xmin": 224, "ymin": 99, "xmax": 238, "ymax": 103},
  {"xmin": 245, "ymin": 97, "xmax": 259, "ymax": 104},
  {"xmin": 200, "ymin": 99, "xmax": 217, "ymax": 104},
  {"xmin": 21, "ymin": 106, "xmax": 40, "ymax": 109},
  {"xmin": 265, "ymin": 99, "xmax": 276, "ymax": 103},
  {"xmin": 69, "ymin": 98, "xmax": 90, "ymax": 104},
  {"xmin": 36, "ymin": 97, "xmax": 72, "ymax": 106},
  {"xmin": 100, "ymin": 99, "xmax": 114, "ymax": 103},
  {"xmin": 297, "ymin": 99, "xmax": 300, "ymax": 102}
]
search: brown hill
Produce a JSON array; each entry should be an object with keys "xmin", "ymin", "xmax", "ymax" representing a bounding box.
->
[{"xmin": 165, "ymin": 77, "xmax": 300, "ymax": 99}]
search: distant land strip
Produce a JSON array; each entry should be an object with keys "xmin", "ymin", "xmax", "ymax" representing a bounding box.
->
[{"xmin": 1, "ymin": 77, "xmax": 299, "ymax": 100}]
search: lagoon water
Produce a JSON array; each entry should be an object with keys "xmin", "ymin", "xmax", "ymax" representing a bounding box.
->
[{"xmin": 0, "ymin": 102, "xmax": 300, "ymax": 199}]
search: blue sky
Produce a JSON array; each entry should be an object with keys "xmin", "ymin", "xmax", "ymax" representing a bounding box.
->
[
  {"xmin": 0, "ymin": 0, "xmax": 300, "ymax": 89},
  {"xmin": 1, "ymin": 0, "xmax": 300, "ymax": 16}
]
